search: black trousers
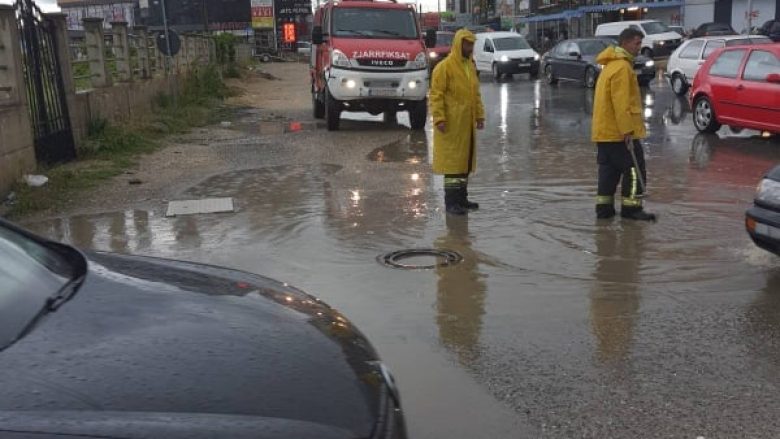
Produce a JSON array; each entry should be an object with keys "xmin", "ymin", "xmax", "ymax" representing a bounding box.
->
[{"xmin": 596, "ymin": 140, "xmax": 646, "ymax": 211}]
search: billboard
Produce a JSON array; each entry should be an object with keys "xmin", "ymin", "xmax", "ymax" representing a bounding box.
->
[{"xmin": 252, "ymin": 0, "xmax": 274, "ymax": 29}]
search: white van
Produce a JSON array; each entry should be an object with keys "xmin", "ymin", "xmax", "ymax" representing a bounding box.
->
[
  {"xmin": 474, "ymin": 32, "xmax": 541, "ymax": 80},
  {"xmin": 594, "ymin": 20, "xmax": 682, "ymax": 58}
]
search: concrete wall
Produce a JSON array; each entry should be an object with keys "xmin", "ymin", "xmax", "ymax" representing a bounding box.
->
[
  {"xmin": 732, "ymin": 0, "xmax": 777, "ymax": 33},
  {"xmin": 0, "ymin": 5, "xmax": 37, "ymax": 198},
  {"xmin": 685, "ymin": 0, "xmax": 717, "ymax": 31},
  {"xmin": 0, "ymin": 10, "xmax": 214, "ymax": 199},
  {"xmin": 67, "ymin": 77, "xmax": 177, "ymax": 146}
]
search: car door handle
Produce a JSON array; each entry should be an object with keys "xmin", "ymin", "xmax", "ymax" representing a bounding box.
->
[{"xmin": 736, "ymin": 84, "xmax": 744, "ymax": 90}]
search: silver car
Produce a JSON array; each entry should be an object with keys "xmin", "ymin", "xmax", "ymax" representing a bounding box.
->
[{"xmin": 665, "ymin": 35, "xmax": 772, "ymax": 95}]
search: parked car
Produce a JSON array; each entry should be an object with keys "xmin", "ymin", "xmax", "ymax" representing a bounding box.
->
[
  {"xmin": 594, "ymin": 20, "xmax": 682, "ymax": 58},
  {"xmin": 667, "ymin": 25, "xmax": 689, "ymax": 39},
  {"xmin": 542, "ymin": 37, "xmax": 655, "ymax": 88},
  {"xmin": 746, "ymin": 164, "xmax": 780, "ymax": 256},
  {"xmin": 666, "ymin": 35, "xmax": 773, "ymax": 95},
  {"xmin": 691, "ymin": 22, "xmax": 737, "ymax": 38},
  {"xmin": 297, "ymin": 41, "xmax": 312, "ymax": 55},
  {"xmin": 474, "ymin": 31, "xmax": 540, "ymax": 80},
  {"xmin": 758, "ymin": 19, "xmax": 780, "ymax": 42},
  {"xmin": 0, "ymin": 218, "xmax": 407, "ymax": 439},
  {"xmin": 690, "ymin": 43, "xmax": 780, "ymax": 134},
  {"xmin": 427, "ymin": 30, "xmax": 454, "ymax": 71}
]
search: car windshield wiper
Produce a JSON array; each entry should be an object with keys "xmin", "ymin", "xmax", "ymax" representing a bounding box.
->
[
  {"xmin": 335, "ymin": 29, "xmax": 372, "ymax": 36},
  {"xmin": 46, "ymin": 275, "xmax": 86, "ymax": 311},
  {"xmin": 373, "ymin": 30, "xmax": 411, "ymax": 38},
  {"xmin": 2, "ymin": 275, "xmax": 86, "ymax": 353}
]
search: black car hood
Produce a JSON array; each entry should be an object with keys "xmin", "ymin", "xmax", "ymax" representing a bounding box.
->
[
  {"xmin": 0, "ymin": 411, "xmax": 355, "ymax": 439},
  {"xmin": 0, "ymin": 252, "xmax": 382, "ymax": 438}
]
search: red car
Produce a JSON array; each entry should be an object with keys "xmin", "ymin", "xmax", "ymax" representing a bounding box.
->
[{"xmin": 690, "ymin": 43, "xmax": 780, "ymax": 134}]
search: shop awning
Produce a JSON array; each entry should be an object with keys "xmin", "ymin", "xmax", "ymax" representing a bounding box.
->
[
  {"xmin": 518, "ymin": 1, "xmax": 683, "ymax": 22},
  {"xmin": 579, "ymin": 1, "xmax": 682, "ymax": 13}
]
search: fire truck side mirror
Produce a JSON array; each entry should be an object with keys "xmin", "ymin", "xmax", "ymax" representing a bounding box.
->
[
  {"xmin": 425, "ymin": 29, "xmax": 437, "ymax": 48},
  {"xmin": 312, "ymin": 26, "xmax": 324, "ymax": 45}
]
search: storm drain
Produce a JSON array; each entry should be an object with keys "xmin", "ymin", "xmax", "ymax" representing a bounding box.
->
[
  {"xmin": 377, "ymin": 249, "xmax": 463, "ymax": 270},
  {"xmin": 165, "ymin": 197, "xmax": 234, "ymax": 217}
]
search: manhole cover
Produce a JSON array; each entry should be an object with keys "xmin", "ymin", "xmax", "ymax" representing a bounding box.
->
[{"xmin": 377, "ymin": 248, "xmax": 463, "ymax": 270}]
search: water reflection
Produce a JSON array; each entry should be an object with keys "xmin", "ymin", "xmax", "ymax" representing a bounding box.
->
[
  {"xmin": 589, "ymin": 224, "xmax": 644, "ymax": 368},
  {"xmin": 664, "ymin": 95, "xmax": 690, "ymax": 126},
  {"xmin": 687, "ymin": 132, "xmax": 779, "ymax": 186},
  {"xmin": 435, "ymin": 215, "xmax": 486, "ymax": 367},
  {"xmin": 367, "ymin": 131, "xmax": 428, "ymax": 164}
]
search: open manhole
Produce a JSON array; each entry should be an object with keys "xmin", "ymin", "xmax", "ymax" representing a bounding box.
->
[{"xmin": 378, "ymin": 248, "xmax": 463, "ymax": 270}]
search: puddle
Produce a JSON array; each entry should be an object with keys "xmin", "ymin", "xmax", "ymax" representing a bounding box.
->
[{"xmin": 368, "ymin": 132, "xmax": 429, "ymax": 163}]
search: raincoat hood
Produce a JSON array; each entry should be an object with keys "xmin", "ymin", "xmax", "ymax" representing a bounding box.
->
[
  {"xmin": 595, "ymin": 45, "xmax": 634, "ymax": 65},
  {"xmin": 450, "ymin": 29, "xmax": 476, "ymax": 62}
]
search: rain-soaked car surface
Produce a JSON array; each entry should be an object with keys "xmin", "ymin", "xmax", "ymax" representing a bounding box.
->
[
  {"xmin": 16, "ymin": 64, "xmax": 780, "ymax": 437},
  {"xmin": 0, "ymin": 219, "xmax": 406, "ymax": 439}
]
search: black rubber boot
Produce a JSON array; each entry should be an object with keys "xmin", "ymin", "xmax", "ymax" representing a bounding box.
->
[
  {"xmin": 621, "ymin": 207, "xmax": 657, "ymax": 222},
  {"xmin": 445, "ymin": 188, "xmax": 467, "ymax": 215},
  {"xmin": 596, "ymin": 204, "xmax": 616, "ymax": 219},
  {"xmin": 462, "ymin": 186, "xmax": 479, "ymax": 210}
]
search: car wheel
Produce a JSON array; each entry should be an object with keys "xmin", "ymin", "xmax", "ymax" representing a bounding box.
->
[
  {"xmin": 641, "ymin": 48, "xmax": 653, "ymax": 58},
  {"xmin": 671, "ymin": 73, "xmax": 688, "ymax": 96},
  {"xmin": 409, "ymin": 99, "xmax": 427, "ymax": 131},
  {"xmin": 312, "ymin": 88, "xmax": 325, "ymax": 119},
  {"xmin": 260, "ymin": 53, "xmax": 271, "ymax": 63},
  {"xmin": 325, "ymin": 89, "xmax": 341, "ymax": 131},
  {"xmin": 693, "ymin": 96, "xmax": 721, "ymax": 133},
  {"xmin": 584, "ymin": 66, "xmax": 597, "ymax": 88},
  {"xmin": 545, "ymin": 64, "xmax": 558, "ymax": 84},
  {"xmin": 492, "ymin": 63, "xmax": 501, "ymax": 81}
]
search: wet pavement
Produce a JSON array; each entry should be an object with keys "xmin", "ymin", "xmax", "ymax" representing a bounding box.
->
[{"xmin": 24, "ymin": 71, "xmax": 780, "ymax": 438}]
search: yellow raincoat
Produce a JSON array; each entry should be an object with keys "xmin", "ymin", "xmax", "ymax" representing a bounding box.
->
[
  {"xmin": 429, "ymin": 29, "xmax": 485, "ymax": 175},
  {"xmin": 591, "ymin": 46, "xmax": 647, "ymax": 142}
]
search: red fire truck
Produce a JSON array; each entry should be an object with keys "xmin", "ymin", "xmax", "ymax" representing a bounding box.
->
[{"xmin": 310, "ymin": 0, "xmax": 435, "ymax": 131}]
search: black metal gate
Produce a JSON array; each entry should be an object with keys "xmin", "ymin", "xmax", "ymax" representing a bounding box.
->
[{"xmin": 15, "ymin": 0, "xmax": 75, "ymax": 164}]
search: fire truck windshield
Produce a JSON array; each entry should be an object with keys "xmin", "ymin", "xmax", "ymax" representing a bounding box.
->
[{"xmin": 333, "ymin": 8, "xmax": 419, "ymax": 39}]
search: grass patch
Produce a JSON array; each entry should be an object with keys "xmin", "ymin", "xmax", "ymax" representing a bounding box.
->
[{"xmin": 5, "ymin": 64, "xmax": 238, "ymax": 219}]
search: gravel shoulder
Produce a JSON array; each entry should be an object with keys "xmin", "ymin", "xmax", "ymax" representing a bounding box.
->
[{"xmin": 15, "ymin": 62, "xmax": 409, "ymax": 223}]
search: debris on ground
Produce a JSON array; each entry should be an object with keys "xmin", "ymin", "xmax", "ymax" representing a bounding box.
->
[{"xmin": 23, "ymin": 174, "xmax": 48, "ymax": 187}]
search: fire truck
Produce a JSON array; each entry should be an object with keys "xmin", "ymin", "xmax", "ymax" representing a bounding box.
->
[{"xmin": 310, "ymin": 0, "xmax": 436, "ymax": 131}]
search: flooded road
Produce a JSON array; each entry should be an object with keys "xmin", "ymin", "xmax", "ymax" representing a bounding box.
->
[{"xmin": 25, "ymin": 72, "xmax": 780, "ymax": 438}]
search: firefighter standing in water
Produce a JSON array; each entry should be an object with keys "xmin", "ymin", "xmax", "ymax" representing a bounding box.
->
[
  {"xmin": 430, "ymin": 29, "xmax": 486, "ymax": 215},
  {"xmin": 592, "ymin": 28, "xmax": 656, "ymax": 221}
]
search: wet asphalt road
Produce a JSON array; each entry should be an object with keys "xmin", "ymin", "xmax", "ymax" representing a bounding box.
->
[{"xmin": 26, "ymin": 70, "xmax": 780, "ymax": 438}]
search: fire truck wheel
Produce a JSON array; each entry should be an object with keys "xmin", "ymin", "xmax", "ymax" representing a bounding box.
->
[
  {"xmin": 313, "ymin": 91, "xmax": 325, "ymax": 119},
  {"xmin": 409, "ymin": 100, "xmax": 427, "ymax": 130},
  {"xmin": 325, "ymin": 90, "xmax": 341, "ymax": 131}
]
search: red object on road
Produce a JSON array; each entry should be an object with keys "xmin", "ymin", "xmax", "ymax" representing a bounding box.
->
[{"xmin": 689, "ymin": 43, "xmax": 780, "ymax": 134}]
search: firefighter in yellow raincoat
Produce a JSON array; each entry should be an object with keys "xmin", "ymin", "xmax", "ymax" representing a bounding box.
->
[
  {"xmin": 592, "ymin": 28, "xmax": 656, "ymax": 221},
  {"xmin": 430, "ymin": 29, "xmax": 486, "ymax": 215}
]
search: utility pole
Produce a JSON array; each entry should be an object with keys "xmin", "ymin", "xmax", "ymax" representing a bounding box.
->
[
  {"xmin": 202, "ymin": 0, "xmax": 209, "ymax": 32},
  {"xmin": 746, "ymin": 0, "xmax": 753, "ymax": 33}
]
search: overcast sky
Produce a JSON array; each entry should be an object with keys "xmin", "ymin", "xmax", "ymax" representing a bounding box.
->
[{"xmin": 0, "ymin": 0, "xmax": 60, "ymax": 11}]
